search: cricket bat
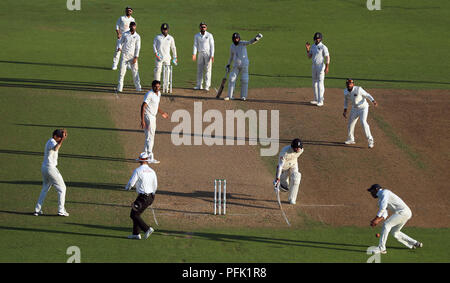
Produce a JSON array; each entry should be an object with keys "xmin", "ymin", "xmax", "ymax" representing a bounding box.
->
[{"xmin": 216, "ymin": 68, "xmax": 230, "ymax": 98}]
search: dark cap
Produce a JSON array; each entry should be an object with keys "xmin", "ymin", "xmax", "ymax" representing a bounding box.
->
[
  {"xmin": 368, "ymin": 184, "xmax": 382, "ymax": 191},
  {"xmin": 53, "ymin": 129, "xmax": 64, "ymax": 138},
  {"xmin": 125, "ymin": 6, "xmax": 133, "ymax": 10},
  {"xmin": 129, "ymin": 21, "xmax": 136, "ymax": 27},
  {"xmin": 346, "ymin": 78, "xmax": 354, "ymax": 84},
  {"xmin": 313, "ymin": 32, "xmax": 323, "ymax": 40},
  {"xmin": 161, "ymin": 23, "xmax": 169, "ymax": 30},
  {"xmin": 291, "ymin": 138, "xmax": 303, "ymax": 149},
  {"xmin": 199, "ymin": 22, "xmax": 207, "ymax": 27}
]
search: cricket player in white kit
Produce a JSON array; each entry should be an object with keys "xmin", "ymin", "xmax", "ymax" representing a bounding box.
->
[
  {"xmin": 224, "ymin": 32, "xmax": 263, "ymax": 101},
  {"xmin": 125, "ymin": 152, "xmax": 158, "ymax": 240},
  {"xmin": 34, "ymin": 129, "xmax": 69, "ymax": 216},
  {"xmin": 112, "ymin": 7, "xmax": 135, "ymax": 70},
  {"xmin": 343, "ymin": 79, "xmax": 377, "ymax": 148},
  {"xmin": 192, "ymin": 22, "xmax": 215, "ymax": 91},
  {"xmin": 306, "ymin": 32, "xmax": 330, "ymax": 107},
  {"xmin": 368, "ymin": 184, "xmax": 423, "ymax": 254},
  {"xmin": 116, "ymin": 21, "xmax": 142, "ymax": 92},
  {"xmin": 141, "ymin": 80, "xmax": 169, "ymax": 164},
  {"xmin": 273, "ymin": 139, "xmax": 303, "ymax": 205},
  {"xmin": 153, "ymin": 23, "xmax": 177, "ymax": 81}
]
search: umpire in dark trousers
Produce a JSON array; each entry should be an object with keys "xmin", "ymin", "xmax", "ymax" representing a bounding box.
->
[{"xmin": 125, "ymin": 152, "xmax": 157, "ymax": 240}]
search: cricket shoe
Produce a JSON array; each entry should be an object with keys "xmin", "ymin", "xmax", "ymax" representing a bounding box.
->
[
  {"xmin": 317, "ymin": 102, "xmax": 324, "ymax": 107},
  {"xmin": 345, "ymin": 139, "xmax": 356, "ymax": 145},
  {"xmin": 372, "ymin": 248, "xmax": 387, "ymax": 254},
  {"xmin": 224, "ymin": 97, "xmax": 230, "ymax": 101},
  {"xmin": 279, "ymin": 184, "xmax": 289, "ymax": 192},
  {"xmin": 128, "ymin": 234, "xmax": 142, "ymax": 240},
  {"xmin": 310, "ymin": 100, "xmax": 318, "ymax": 105},
  {"xmin": 241, "ymin": 97, "xmax": 247, "ymax": 101},
  {"xmin": 368, "ymin": 140, "xmax": 375, "ymax": 148},
  {"xmin": 33, "ymin": 211, "xmax": 43, "ymax": 216},
  {"xmin": 144, "ymin": 227, "xmax": 154, "ymax": 239},
  {"xmin": 205, "ymin": 87, "xmax": 210, "ymax": 91},
  {"xmin": 112, "ymin": 66, "xmax": 118, "ymax": 71},
  {"xmin": 149, "ymin": 159, "xmax": 160, "ymax": 164},
  {"xmin": 193, "ymin": 86, "xmax": 202, "ymax": 90},
  {"xmin": 413, "ymin": 242, "xmax": 423, "ymax": 249},
  {"xmin": 58, "ymin": 211, "xmax": 70, "ymax": 217}
]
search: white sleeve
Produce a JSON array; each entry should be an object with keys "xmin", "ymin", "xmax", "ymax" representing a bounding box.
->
[
  {"xmin": 153, "ymin": 172, "xmax": 158, "ymax": 193},
  {"xmin": 153, "ymin": 36, "xmax": 158, "ymax": 54},
  {"xmin": 125, "ymin": 169, "xmax": 139, "ymax": 190},
  {"xmin": 343, "ymin": 91, "xmax": 349, "ymax": 109},
  {"xmin": 193, "ymin": 34, "xmax": 198, "ymax": 55},
  {"xmin": 360, "ymin": 87, "xmax": 375, "ymax": 102},
  {"xmin": 171, "ymin": 37, "xmax": 177, "ymax": 58},
  {"xmin": 210, "ymin": 34, "xmax": 215, "ymax": 57},
  {"xmin": 323, "ymin": 45, "xmax": 330, "ymax": 59},
  {"xmin": 377, "ymin": 192, "xmax": 389, "ymax": 218},
  {"xmin": 135, "ymin": 35, "xmax": 141, "ymax": 57},
  {"xmin": 276, "ymin": 155, "xmax": 286, "ymax": 179},
  {"xmin": 115, "ymin": 17, "xmax": 121, "ymax": 31}
]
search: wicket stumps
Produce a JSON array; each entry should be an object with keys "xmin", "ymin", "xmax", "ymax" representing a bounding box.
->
[
  {"xmin": 214, "ymin": 179, "xmax": 227, "ymax": 215},
  {"xmin": 162, "ymin": 64, "xmax": 173, "ymax": 94}
]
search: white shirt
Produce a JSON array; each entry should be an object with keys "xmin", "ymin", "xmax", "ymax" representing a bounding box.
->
[
  {"xmin": 42, "ymin": 138, "xmax": 59, "ymax": 168},
  {"xmin": 276, "ymin": 145, "xmax": 303, "ymax": 178},
  {"xmin": 118, "ymin": 31, "xmax": 141, "ymax": 57},
  {"xmin": 153, "ymin": 34, "xmax": 177, "ymax": 61},
  {"xmin": 309, "ymin": 42, "xmax": 330, "ymax": 66},
  {"xmin": 344, "ymin": 86, "xmax": 375, "ymax": 110},
  {"xmin": 143, "ymin": 89, "xmax": 161, "ymax": 118},
  {"xmin": 227, "ymin": 38, "xmax": 258, "ymax": 67},
  {"xmin": 193, "ymin": 31, "xmax": 215, "ymax": 56},
  {"xmin": 125, "ymin": 164, "xmax": 158, "ymax": 195},
  {"xmin": 116, "ymin": 15, "xmax": 135, "ymax": 34},
  {"xmin": 376, "ymin": 189, "xmax": 412, "ymax": 219}
]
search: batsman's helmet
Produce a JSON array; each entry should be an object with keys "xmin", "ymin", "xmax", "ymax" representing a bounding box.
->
[
  {"xmin": 161, "ymin": 23, "xmax": 169, "ymax": 31},
  {"xmin": 367, "ymin": 184, "xmax": 382, "ymax": 192},
  {"xmin": 313, "ymin": 32, "xmax": 323, "ymax": 40},
  {"xmin": 291, "ymin": 138, "xmax": 303, "ymax": 150},
  {"xmin": 232, "ymin": 32, "xmax": 240, "ymax": 41}
]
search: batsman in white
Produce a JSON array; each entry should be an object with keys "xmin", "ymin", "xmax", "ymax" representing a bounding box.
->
[
  {"xmin": 224, "ymin": 32, "xmax": 263, "ymax": 101},
  {"xmin": 153, "ymin": 23, "xmax": 177, "ymax": 81},
  {"xmin": 34, "ymin": 129, "xmax": 69, "ymax": 217},
  {"xmin": 192, "ymin": 22, "xmax": 215, "ymax": 91},
  {"xmin": 368, "ymin": 184, "xmax": 423, "ymax": 254},
  {"xmin": 116, "ymin": 21, "xmax": 142, "ymax": 92},
  {"xmin": 124, "ymin": 152, "xmax": 158, "ymax": 240},
  {"xmin": 343, "ymin": 78, "xmax": 377, "ymax": 148},
  {"xmin": 141, "ymin": 80, "xmax": 169, "ymax": 164},
  {"xmin": 273, "ymin": 138, "xmax": 304, "ymax": 205},
  {"xmin": 305, "ymin": 32, "xmax": 330, "ymax": 107},
  {"xmin": 112, "ymin": 7, "xmax": 135, "ymax": 70}
]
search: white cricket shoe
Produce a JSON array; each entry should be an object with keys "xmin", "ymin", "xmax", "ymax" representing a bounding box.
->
[
  {"xmin": 58, "ymin": 211, "xmax": 70, "ymax": 217},
  {"xmin": 205, "ymin": 87, "xmax": 210, "ymax": 91},
  {"xmin": 112, "ymin": 66, "xmax": 118, "ymax": 71},
  {"xmin": 149, "ymin": 159, "xmax": 160, "ymax": 164},
  {"xmin": 371, "ymin": 248, "xmax": 387, "ymax": 254},
  {"xmin": 194, "ymin": 86, "xmax": 202, "ymax": 90},
  {"xmin": 310, "ymin": 100, "xmax": 318, "ymax": 105},
  {"xmin": 34, "ymin": 211, "xmax": 43, "ymax": 216},
  {"xmin": 224, "ymin": 97, "xmax": 230, "ymax": 101},
  {"xmin": 144, "ymin": 227, "xmax": 154, "ymax": 239},
  {"xmin": 345, "ymin": 139, "xmax": 356, "ymax": 145},
  {"xmin": 241, "ymin": 97, "xmax": 247, "ymax": 101},
  {"xmin": 317, "ymin": 102, "xmax": 324, "ymax": 107},
  {"xmin": 368, "ymin": 140, "xmax": 374, "ymax": 148},
  {"xmin": 136, "ymin": 87, "xmax": 142, "ymax": 92},
  {"xmin": 128, "ymin": 234, "xmax": 142, "ymax": 240},
  {"xmin": 413, "ymin": 242, "xmax": 423, "ymax": 249}
]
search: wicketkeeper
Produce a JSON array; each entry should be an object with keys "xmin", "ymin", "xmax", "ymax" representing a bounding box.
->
[{"xmin": 153, "ymin": 23, "xmax": 177, "ymax": 81}]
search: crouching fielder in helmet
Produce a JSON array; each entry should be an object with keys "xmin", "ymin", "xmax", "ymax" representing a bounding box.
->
[
  {"xmin": 224, "ymin": 32, "xmax": 263, "ymax": 101},
  {"xmin": 274, "ymin": 138, "xmax": 304, "ymax": 204}
]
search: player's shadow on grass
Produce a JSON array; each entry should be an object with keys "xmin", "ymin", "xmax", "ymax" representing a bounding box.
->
[
  {"xmin": 250, "ymin": 73, "xmax": 450, "ymax": 86},
  {"xmin": 0, "ymin": 180, "xmax": 124, "ymax": 191},
  {"xmin": 0, "ymin": 60, "xmax": 111, "ymax": 71}
]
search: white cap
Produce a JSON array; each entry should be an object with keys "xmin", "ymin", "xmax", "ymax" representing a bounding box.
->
[{"xmin": 136, "ymin": 152, "xmax": 150, "ymax": 162}]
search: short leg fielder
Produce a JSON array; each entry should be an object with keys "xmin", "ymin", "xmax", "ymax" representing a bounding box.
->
[
  {"xmin": 117, "ymin": 55, "xmax": 142, "ymax": 92},
  {"xmin": 227, "ymin": 65, "xmax": 249, "ymax": 99},
  {"xmin": 347, "ymin": 107, "xmax": 373, "ymax": 144},
  {"xmin": 279, "ymin": 167, "xmax": 302, "ymax": 205},
  {"xmin": 35, "ymin": 167, "xmax": 67, "ymax": 214}
]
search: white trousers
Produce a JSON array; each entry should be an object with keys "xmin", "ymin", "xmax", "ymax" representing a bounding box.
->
[
  {"xmin": 154, "ymin": 59, "xmax": 171, "ymax": 81},
  {"xmin": 112, "ymin": 39, "xmax": 121, "ymax": 69},
  {"xmin": 379, "ymin": 212, "xmax": 417, "ymax": 251},
  {"xmin": 144, "ymin": 115, "xmax": 157, "ymax": 158},
  {"xmin": 227, "ymin": 65, "xmax": 249, "ymax": 99},
  {"xmin": 35, "ymin": 166, "xmax": 67, "ymax": 214},
  {"xmin": 347, "ymin": 106, "xmax": 373, "ymax": 142},
  {"xmin": 280, "ymin": 168, "xmax": 302, "ymax": 204},
  {"xmin": 196, "ymin": 52, "xmax": 213, "ymax": 89},
  {"xmin": 312, "ymin": 64, "xmax": 325, "ymax": 103},
  {"xmin": 117, "ymin": 54, "xmax": 141, "ymax": 92}
]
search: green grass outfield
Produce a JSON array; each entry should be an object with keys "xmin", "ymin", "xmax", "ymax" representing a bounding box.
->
[{"xmin": 1, "ymin": 0, "xmax": 449, "ymax": 263}]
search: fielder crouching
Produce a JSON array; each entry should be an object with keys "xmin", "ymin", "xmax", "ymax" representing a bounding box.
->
[{"xmin": 274, "ymin": 139, "xmax": 304, "ymax": 205}]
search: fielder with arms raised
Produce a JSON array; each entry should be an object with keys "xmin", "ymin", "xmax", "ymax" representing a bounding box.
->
[
  {"xmin": 273, "ymin": 138, "xmax": 304, "ymax": 205},
  {"xmin": 368, "ymin": 184, "xmax": 423, "ymax": 254}
]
